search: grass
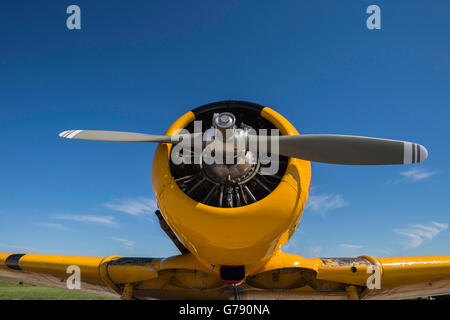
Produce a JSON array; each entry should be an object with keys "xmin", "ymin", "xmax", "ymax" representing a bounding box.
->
[{"xmin": 0, "ymin": 278, "xmax": 116, "ymax": 300}]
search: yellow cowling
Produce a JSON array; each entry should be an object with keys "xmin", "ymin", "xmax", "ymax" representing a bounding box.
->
[{"xmin": 151, "ymin": 107, "xmax": 311, "ymax": 275}]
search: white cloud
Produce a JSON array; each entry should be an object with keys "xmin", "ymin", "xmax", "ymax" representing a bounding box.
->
[
  {"xmin": 37, "ymin": 222, "xmax": 66, "ymax": 230},
  {"xmin": 0, "ymin": 244, "xmax": 36, "ymax": 252},
  {"xmin": 339, "ymin": 244, "xmax": 365, "ymax": 256},
  {"xmin": 339, "ymin": 244, "xmax": 364, "ymax": 250},
  {"xmin": 54, "ymin": 214, "xmax": 117, "ymax": 226},
  {"xmin": 395, "ymin": 222, "xmax": 448, "ymax": 249},
  {"xmin": 400, "ymin": 167, "xmax": 436, "ymax": 182},
  {"xmin": 112, "ymin": 237, "xmax": 134, "ymax": 248},
  {"xmin": 309, "ymin": 245, "xmax": 322, "ymax": 256},
  {"xmin": 306, "ymin": 192, "xmax": 348, "ymax": 215},
  {"xmin": 104, "ymin": 197, "xmax": 158, "ymax": 216}
]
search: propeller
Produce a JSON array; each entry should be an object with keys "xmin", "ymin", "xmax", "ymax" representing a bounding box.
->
[
  {"xmin": 58, "ymin": 130, "xmax": 196, "ymax": 144},
  {"xmin": 268, "ymin": 134, "xmax": 427, "ymax": 165},
  {"xmin": 59, "ymin": 130, "xmax": 427, "ymax": 165}
]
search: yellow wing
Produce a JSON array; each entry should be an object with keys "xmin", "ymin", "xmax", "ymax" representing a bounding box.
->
[
  {"xmin": 0, "ymin": 252, "xmax": 120, "ymax": 298},
  {"xmin": 1, "ymin": 252, "xmax": 450, "ymax": 300},
  {"xmin": 0, "ymin": 252, "xmax": 233, "ymax": 299},
  {"xmin": 239, "ymin": 253, "xmax": 450, "ymax": 299},
  {"xmin": 310, "ymin": 255, "xmax": 450, "ymax": 299}
]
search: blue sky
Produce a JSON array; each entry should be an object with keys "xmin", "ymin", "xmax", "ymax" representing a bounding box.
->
[{"xmin": 0, "ymin": 1, "xmax": 449, "ymax": 258}]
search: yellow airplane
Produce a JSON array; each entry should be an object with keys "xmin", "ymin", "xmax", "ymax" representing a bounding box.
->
[{"xmin": 1, "ymin": 100, "xmax": 449, "ymax": 300}]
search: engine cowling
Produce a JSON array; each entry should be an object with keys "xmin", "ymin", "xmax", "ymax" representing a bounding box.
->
[{"xmin": 151, "ymin": 101, "xmax": 311, "ymax": 273}]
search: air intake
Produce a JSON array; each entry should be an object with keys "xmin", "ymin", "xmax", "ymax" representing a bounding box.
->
[{"xmin": 220, "ymin": 265, "xmax": 246, "ymax": 285}]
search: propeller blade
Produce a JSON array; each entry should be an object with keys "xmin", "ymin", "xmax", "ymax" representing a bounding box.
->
[
  {"xmin": 58, "ymin": 130, "xmax": 192, "ymax": 143},
  {"xmin": 60, "ymin": 130, "xmax": 428, "ymax": 165},
  {"xmin": 266, "ymin": 134, "xmax": 428, "ymax": 165}
]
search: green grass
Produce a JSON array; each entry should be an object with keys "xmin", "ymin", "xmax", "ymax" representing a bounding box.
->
[{"xmin": 0, "ymin": 278, "xmax": 116, "ymax": 300}]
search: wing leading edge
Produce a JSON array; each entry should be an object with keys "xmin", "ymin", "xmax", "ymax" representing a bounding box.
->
[{"xmin": 1, "ymin": 252, "xmax": 450, "ymax": 299}]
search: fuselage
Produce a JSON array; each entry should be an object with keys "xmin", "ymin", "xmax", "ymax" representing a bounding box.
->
[{"xmin": 151, "ymin": 102, "xmax": 311, "ymax": 278}]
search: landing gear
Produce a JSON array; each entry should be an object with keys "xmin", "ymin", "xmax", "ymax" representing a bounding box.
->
[
  {"xmin": 232, "ymin": 284, "xmax": 240, "ymax": 300},
  {"xmin": 121, "ymin": 283, "xmax": 135, "ymax": 300},
  {"xmin": 345, "ymin": 285, "xmax": 360, "ymax": 300}
]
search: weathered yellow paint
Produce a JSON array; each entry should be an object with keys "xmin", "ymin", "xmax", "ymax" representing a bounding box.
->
[
  {"xmin": 315, "ymin": 257, "xmax": 374, "ymax": 286},
  {"xmin": 107, "ymin": 260, "xmax": 159, "ymax": 284},
  {"xmin": 314, "ymin": 255, "xmax": 450, "ymax": 293}
]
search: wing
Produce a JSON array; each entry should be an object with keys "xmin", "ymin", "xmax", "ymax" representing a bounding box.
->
[
  {"xmin": 0, "ymin": 252, "xmax": 235, "ymax": 299},
  {"xmin": 312, "ymin": 255, "xmax": 450, "ymax": 299},
  {"xmin": 361, "ymin": 255, "xmax": 450, "ymax": 299},
  {"xmin": 0, "ymin": 252, "xmax": 121, "ymax": 298},
  {"xmin": 244, "ymin": 253, "xmax": 450, "ymax": 300},
  {"xmin": 2, "ymin": 252, "xmax": 450, "ymax": 300}
]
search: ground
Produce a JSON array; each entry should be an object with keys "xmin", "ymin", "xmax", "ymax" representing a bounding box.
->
[{"xmin": 0, "ymin": 276, "xmax": 116, "ymax": 300}]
